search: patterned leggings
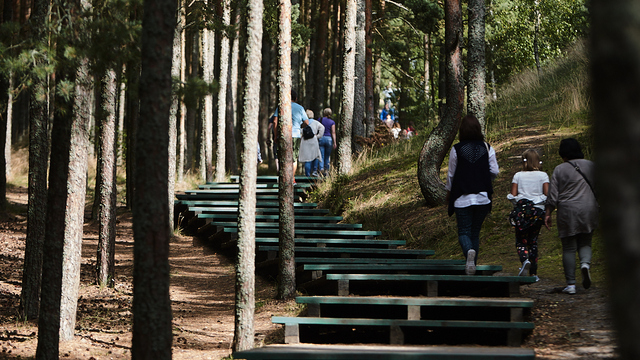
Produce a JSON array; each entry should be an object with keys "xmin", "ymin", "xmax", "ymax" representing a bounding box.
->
[{"xmin": 515, "ymin": 220, "xmax": 543, "ymax": 275}]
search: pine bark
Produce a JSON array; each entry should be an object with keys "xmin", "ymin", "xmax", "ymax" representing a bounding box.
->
[
  {"xmin": 233, "ymin": 0, "xmax": 263, "ymax": 350},
  {"xmin": 276, "ymin": 0, "xmax": 296, "ymax": 300},
  {"xmin": 467, "ymin": 0, "xmax": 486, "ymax": 131},
  {"xmin": 417, "ymin": 0, "xmax": 464, "ymax": 206},
  {"xmin": 170, "ymin": 1, "xmax": 183, "ymax": 230},
  {"xmin": 201, "ymin": 8, "xmax": 214, "ymax": 183},
  {"xmin": 337, "ymin": 0, "xmax": 356, "ymax": 174},
  {"xmin": 365, "ymin": 0, "xmax": 375, "ymax": 136},
  {"xmin": 96, "ymin": 69, "xmax": 118, "ymax": 288},
  {"xmin": 352, "ymin": 0, "xmax": 366, "ymax": 150},
  {"xmin": 591, "ymin": 1, "xmax": 640, "ymax": 358},
  {"xmin": 21, "ymin": 0, "xmax": 49, "ymax": 321},
  {"xmin": 215, "ymin": 0, "xmax": 231, "ymax": 182},
  {"xmin": 131, "ymin": 0, "xmax": 176, "ymax": 358}
]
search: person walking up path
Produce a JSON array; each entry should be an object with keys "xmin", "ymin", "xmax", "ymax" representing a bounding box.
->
[
  {"xmin": 507, "ymin": 149, "xmax": 549, "ymax": 282},
  {"xmin": 446, "ymin": 115, "xmax": 499, "ymax": 275},
  {"xmin": 545, "ymin": 138, "xmax": 598, "ymax": 295}
]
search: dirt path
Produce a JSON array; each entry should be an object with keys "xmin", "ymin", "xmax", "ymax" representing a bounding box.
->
[{"xmin": 0, "ymin": 183, "xmax": 617, "ymax": 359}]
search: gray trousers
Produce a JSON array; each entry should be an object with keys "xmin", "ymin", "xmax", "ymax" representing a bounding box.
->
[{"xmin": 561, "ymin": 232, "xmax": 593, "ymax": 285}]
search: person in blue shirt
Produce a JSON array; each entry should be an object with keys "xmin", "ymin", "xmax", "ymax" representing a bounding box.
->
[
  {"xmin": 380, "ymin": 102, "xmax": 395, "ymax": 129},
  {"xmin": 272, "ymin": 90, "xmax": 309, "ymax": 179}
]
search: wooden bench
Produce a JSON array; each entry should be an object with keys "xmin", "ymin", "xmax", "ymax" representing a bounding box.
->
[
  {"xmin": 256, "ymin": 237, "xmax": 405, "ymax": 248},
  {"xmin": 198, "ymin": 182, "xmax": 313, "ymax": 189},
  {"xmin": 206, "ymin": 221, "xmax": 363, "ymax": 230},
  {"xmin": 195, "ymin": 213, "xmax": 345, "ymax": 223},
  {"xmin": 302, "ymin": 263, "xmax": 502, "ymax": 279},
  {"xmin": 176, "ymin": 193, "xmax": 279, "ymax": 201},
  {"xmin": 176, "ymin": 200, "xmax": 317, "ymax": 207},
  {"xmin": 294, "ymin": 257, "xmax": 464, "ymax": 265},
  {"xmin": 231, "ymin": 175, "xmax": 320, "ymax": 184},
  {"xmin": 303, "ymin": 274, "xmax": 537, "ymax": 297},
  {"xmin": 232, "ymin": 344, "xmax": 536, "ymax": 360},
  {"xmin": 257, "ymin": 246, "xmax": 434, "ymax": 263},
  {"xmin": 271, "ymin": 316, "xmax": 534, "ymax": 346}
]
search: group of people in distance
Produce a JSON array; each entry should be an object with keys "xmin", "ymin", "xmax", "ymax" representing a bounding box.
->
[
  {"xmin": 447, "ymin": 115, "xmax": 597, "ymax": 295},
  {"xmin": 269, "ymin": 90, "xmax": 337, "ymax": 180},
  {"xmin": 379, "ymin": 102, "xmax": 417, "ymax": 140}
]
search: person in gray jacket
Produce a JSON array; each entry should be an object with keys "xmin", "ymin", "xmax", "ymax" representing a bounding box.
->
[{"xmin": 545, "ymin": 138, "xmax": 598, "ymax": 295}]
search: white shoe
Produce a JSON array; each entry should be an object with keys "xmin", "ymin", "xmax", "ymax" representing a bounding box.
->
[
  {"xmin": 562, "ymin": 285, "xmax": 576, "ymax": 295},
  {"xmin": 518, "ymin": 260, "xmax": 531, "ymax": 276},
  {"xmin": 581, "ymin": 265, "xmax": 591, "ymax": 289},
  {"xmin": 465, "ymin": 249, "xmax": 476, "ymax": 275},
  {"xmin": 534, "ymin": 275, "xmax": 540, "ymax": 282}
]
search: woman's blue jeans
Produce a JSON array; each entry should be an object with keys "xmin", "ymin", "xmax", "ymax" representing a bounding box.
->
[
  {"xmin": 318, "ymin": 136, "xmax": 333, "ymax": 172},
  {"xmin": 455, "ymin": 204, "xmax": 491, "ymax": 261},
  {"xmin": 304, "ymin": 159, "xmax": 319, "ymax": 176}
]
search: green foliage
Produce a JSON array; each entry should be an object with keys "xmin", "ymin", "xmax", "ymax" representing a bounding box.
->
[{"xmin": 263, "ymin": 0, "xmax": 312, "ymax": 51}]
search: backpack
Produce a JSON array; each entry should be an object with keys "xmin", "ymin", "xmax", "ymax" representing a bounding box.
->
[
  {"xmin": 302, "ymin": 124, "xmax": 315, "ymax": 140},
  {"xmin": 509, "ymin": 198, "xmax": 544, "ymax": 231}
]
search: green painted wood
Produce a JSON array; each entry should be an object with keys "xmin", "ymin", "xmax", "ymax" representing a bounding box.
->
[
  {"xmin": 233, "ymin": 344, "xmax": 536, "ymax": 360},
  {"xmin": 295, "ymin": 296, "xmax": 533, "ymax": 308},
  {"xmin": 188, "ymin": 207, "xmax": 330, "ymax": 215},
  {"xmin": 256, "ymin": 238, "xmax": 406, "ymax": 246},
  {"xmin": 196, "ymin": 214, "xmax": 344, "ymax": 222},
  {"xmin": 294, "ymin": 257, "xmax": 464, "ymax": 264},
  {"xmin": 227, "ymin": 228, "xmax": 382, "ymax": 236},
  {"xmin": 207, "ymin": 222, "xmax": 363, "ymax": 229},
  {"xmin": 178, "ymin": 200, "xmax": 316, "ymax": 207},
  {"xmin": 176, "ymin": 193, "xmax": 279, "ymax": 200},
  {"xmin": 325, "ymin": 274, "xmax": 537, "ymax": 284},
  {"xmin": 258, "ymin": 246, "xmax": 435, "ymax": 256},
  {"xmin": 231, "ymin": 175, "xmax": 320, "ymax": 183},
  {"xmin": 270, "ymin": 316, "xmax": 535, "ymax": 329},
  {"xmin": 303, "ymin": 263, "xmax": 502, "ymax": 272},
  {"xmin": 183, "ymin": 188, "xmax": 307, "ymax": 194},
  {"xmin": 199, "ymin": 182, "xmax": 313, "ymax": 189}
]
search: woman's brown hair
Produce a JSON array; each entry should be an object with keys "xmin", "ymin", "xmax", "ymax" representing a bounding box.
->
[{"xmin": 458, "ymin": 115, "xmax": 484, "ymax": 142}]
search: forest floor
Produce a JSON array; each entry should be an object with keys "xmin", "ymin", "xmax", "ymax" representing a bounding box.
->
[{"xmin": 0, "ymin": 184, "xmax": 618, "ymax": 360}]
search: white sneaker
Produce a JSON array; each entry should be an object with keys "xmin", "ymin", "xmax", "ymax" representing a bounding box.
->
[
  {"xmin": 518, "ymin": 260, "xmax": 531, "ymax": 276},
  {"xmin": 465, "ymin": 249, "xmax": 476, "ymax": 275},
  {"xmin": 562, "ymin": 285, "xmax": 576, "ymax": 295},
  {"xmin": 534, "ymin": 275, "xmax": 540, "ymax": 282},
  {"xmin": 581, "ymin": 265, "xmax": 591, "ymax": 289}
]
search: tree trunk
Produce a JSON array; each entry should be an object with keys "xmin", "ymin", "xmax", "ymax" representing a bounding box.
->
[
  {"xmin": 178, "ymin": 3, "xmax": 187, "ymax": 183},
  {"xmin": 21, "ymin": 0, "xmax": 49, "ymax": 322},
  {"xmin": 312, "ymin": 0, "xmax": 329, "ymax": 114},
  {"xmin": 467, "ymin": 0, "xmax": 486, "ymax": 131},
  {"xmin": 417, "ymin": 0, "xmax": 464, "ymax": 207},
  {"xmin": 59, "ymin": 54, "xmax": 92, "ymax": 342},
  {"xmin": 424, "ymin": 33, "xmax": 431, "ymax": 108},
  {"xmin": 233, "ymin": 0, "xmax": 263, "ymax": 350},
  {"xmin": 131, "ymin": 0, "xmax": 176, "ymax": 358},
  {"xmin": 170, "ymin": 0, "xmax": 183, "ymax": 230},
  {"xmin": 215, "ymin": 0, "xmax": 231, "ymax": 182},
  {"xmin": 533, "ymin": 0, "xmax": 541, "ymax": 74},
  {"xmin": 365, "ymin": 0, "xmax": 375, "ymax": 136},
  {"xmin": 592, "ymin": 1, "xmax": 640, "ymax": 358},
  {"xmin": 337, "ymin": 0, "xmax": 356, "ymax": 175},
  {"xmin": 352, "ymin": 0, "xmax": 366, "ymax": 151},
  {"xmin": 201, "ymin": 10, "xmax": 214, "ymax": 183},
  {"xmin": 3, "ymin": 72, "xmax": 12, "ymax": 181},
  {"xmin": 96, "ymin": 69, "xmax": 118, "ymax": 288},
  {"xmin": 276, "ymin": 0, "xmax": 296, "ymax": 300}
]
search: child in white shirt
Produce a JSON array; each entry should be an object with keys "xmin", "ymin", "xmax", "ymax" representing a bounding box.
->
[{"xmin": 507, "ymin": 149, "xmax": 549, "ymax": 280}]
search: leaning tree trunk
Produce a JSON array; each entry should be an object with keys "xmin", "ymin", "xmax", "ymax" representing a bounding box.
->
[
  {"xmin": 131, "ymin": 0, "xmax": 177, "ymax": 358},
  {"xmin": 417, "ymin": 0, "xmax": 464, "ymax": 207},
  {"xmin": 96, "ymin": 68, "xmax": 119, "ymax": 288},
  {"xmin": 276, "ymin": 0, "xmax": 296, "ymax": 300},
  {"xmin": 21, "ymin": 0, "xmax": 50, "ymax": 321},
  {"xmin": 337, "ymin": 0, "xmax": 357, "ymax": 175},
  {"xmin": 467, "ymin": 0, "xmax": 486, "ymax": 131},
  {"xmin": 592, "ymin": 1, "xmax": 640, "ymax": 359},
  {"xmin": 233, "ymin": 0, "xmax": 263, "ymax": 350}
]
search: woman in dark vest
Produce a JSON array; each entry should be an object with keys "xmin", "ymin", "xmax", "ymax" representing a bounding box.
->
[{"xmin": 445, "ymin": 115, "xmax": 500, "ymax": 275}]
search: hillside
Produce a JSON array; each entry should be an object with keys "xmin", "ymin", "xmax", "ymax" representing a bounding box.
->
[{"xmin": 309, "ymin": 41, "xmax": 616, "ymax": 358}]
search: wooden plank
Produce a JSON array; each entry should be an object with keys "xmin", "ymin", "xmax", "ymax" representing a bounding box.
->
[
  {"xmin": 256, "ymin": 238, "xmax": 406, "ymax": 246},
  {"xmin": 230, "ymin": 175, "xmax": 320, "ymax": 183},
  {"xmin": 271, "ymin": 316, "xmax": 534, "ymax": 329},
  {"xmin": 295, "ymin": 296, "xmax": 533, "ymax": 308},
  {"xmin": 176, "ymin": 193, "xmax": 279, "ymax": 200},
  {"xmin": 294, "ymin": 257, "xmax": 462, "ymax": 264},
  {"xmin": 178, "ymin": 200, "xmax": 317, "ymax": 207},
  {"xmin": 198, "ymin": 182, "xmax": 313, "ymax": 189},
  {"xmin": 206, "ymin": 222, "xmax": 363, "ymax": 230},
  {"xmin": 195, "ymin": 214, "xmax": 345, "ymax": 222},
  {"xmin": 325, "ymin": 274, "xmax": 537, "ymax": 283},
  {"xmin": 258, "ymin": 246, "xmax": 434, "ymax": 256},
  {"xmin": 188, "ymin": 207, "xmax": 330, "ymax": 215},
  {"xmin": 229, "ymin": 228, "xmax": 382, "ymax": 237},
  {"xmin": 303, "ymin": 264, "xmax": 502, "ymax": 273},
  {"xmin": 233, "ymin": 344, "xmax": 536, "ymax": 360}
]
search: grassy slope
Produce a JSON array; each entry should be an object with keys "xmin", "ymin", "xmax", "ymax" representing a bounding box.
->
[{"xmin": 310, "ymin": 41, "xmax": 604, "ymax": 286}]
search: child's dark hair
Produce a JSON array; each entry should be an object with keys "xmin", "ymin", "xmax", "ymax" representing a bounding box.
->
[{"xmin": 459, "ymin": 115, "xmax": 484, "ymax": 142}]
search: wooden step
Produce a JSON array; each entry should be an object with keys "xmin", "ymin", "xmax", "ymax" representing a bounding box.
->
[{"xmin": 233, "ymin": 344, "xmax": 536, "ymax": 360}]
